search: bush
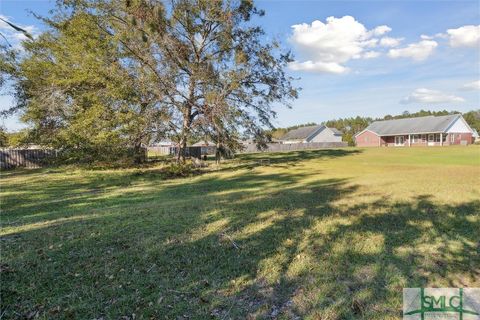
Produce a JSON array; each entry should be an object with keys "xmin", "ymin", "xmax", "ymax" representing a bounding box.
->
[
  {"xmin": 53, "ymin": 146, "xmax": 147, "ymax": 166},
  {"xmin": 163, "ymin": 162, "xmax": 194, "ymax": 177}
]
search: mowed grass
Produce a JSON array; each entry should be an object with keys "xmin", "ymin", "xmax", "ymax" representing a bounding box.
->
[{"xmin": 1, "ymin": 147, "xmax": 479, "ymax": 319}]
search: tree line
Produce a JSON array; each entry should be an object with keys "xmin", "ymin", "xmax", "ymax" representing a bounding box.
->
[{"xmin": 0, "ymin": 0, "xmax": 297, "ymax": 163}]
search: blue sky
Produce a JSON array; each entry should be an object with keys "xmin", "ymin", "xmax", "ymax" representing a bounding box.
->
[{"xmin": 1, "ymin": 0, "xmax": 479, "ymax": 131}]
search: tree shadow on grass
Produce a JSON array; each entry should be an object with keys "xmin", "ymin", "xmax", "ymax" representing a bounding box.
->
[
  {"xmin": 1, "ymin": 153, "xmax": 479, "ymax": 319},
  {"xmin": 0, "ymin": 148, "xmax": 359, "ymax": 221},
  {"xmin": 222, "ymin": 148, "xmax": 362, "ymax": 171}
]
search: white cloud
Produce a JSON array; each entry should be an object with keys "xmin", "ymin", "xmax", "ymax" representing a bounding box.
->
[
  {"xmin": 460, "ymin": 80, "xmax": 480, "ymax": 91},
  {"xmin": 371, "ymin": 25, "xmax": 392, "ymax": 36},
  {"xmin": 401, "ymin": 88, "xmax": 465, "ymax": 104},
  {"xmin": 362, "ymin": 51, "xmax": 381, "ymax": 59},
  {"xmin": 420, "ymin": 34, "xmax": 434, "ymax": 40},
  {"xmin": 379, "ymin": 37, "xmax": 403, "ymax": 47},
  {"xmin": 446, "ymin": 25, "xmax": 480, "ymax": 47},
  {"xmin": 288, "ymin": 16, "xmax": 390, "ymax": 74},
  {"xmin": 288, "ymin": 60, "xmax": 348, "ymax": 74},
  {"xmin": 388, "ymin": 40, "xmax": 438, "ymax": 61}
]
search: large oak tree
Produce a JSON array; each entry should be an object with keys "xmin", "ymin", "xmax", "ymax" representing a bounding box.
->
[{"xmin": 10, "ymin": 0, "xmax": 298, "ymax": 162}]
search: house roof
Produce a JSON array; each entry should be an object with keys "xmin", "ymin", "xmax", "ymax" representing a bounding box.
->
[
  {"xmin": 281, "ymin": 125, "xmax": 343, "ymax": 141},
  {"xmin": 280, "ymin": 125, "xmax": 324, "ymax": 141},
  {"xmin": 362, "ymin": 114, "xmax": 462, "ymax": 136},
  {"xmin": 329, "ymin": 127, "xmax": 343, "ymax": 135}
]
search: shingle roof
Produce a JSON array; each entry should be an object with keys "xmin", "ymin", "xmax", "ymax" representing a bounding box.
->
[
  {"xmin": 281, "ymin": 125, "xmax": 324, "ymax": 141},
  {"xmin": 329, "ymin": 127, "xmax": 343, "ymax": 135},
  {"xmin": 363, "ymin": 114, "xmax": 461, "ymax": 135}
]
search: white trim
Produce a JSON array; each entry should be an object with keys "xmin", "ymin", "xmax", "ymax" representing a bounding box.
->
[
  {"xmin": 411, "ymin": 134, "xmax": 420, "ymax": 143},
  {"xmin": 381, "ymin": 130, "xmax": 445, "ymax": 136},
  {"xmin": 443, "ymin": 114, "xmax": 462, "ymax": 132},
  {"xmin": 325, "ymin": 126, "xmax": 343, "ymax": 136},
  {"xmin": 305, "ymin": 125, "xmax": 326, "ymax": 142},
  {"xmin": 445, "ymin": 115, "xmax": 474, "ymax": 133},
  {"xmin": 394, "ymin": 136, "xmax": 405, "ymax": 146}
]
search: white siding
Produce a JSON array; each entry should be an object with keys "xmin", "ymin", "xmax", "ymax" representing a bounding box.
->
[
  {"xmin": 309, "ymin": 128, "xmax": 342, "ymax": 143},
  {"xmin": 446, "ymin": 117, "xmax": 473, "ymax": 133}
]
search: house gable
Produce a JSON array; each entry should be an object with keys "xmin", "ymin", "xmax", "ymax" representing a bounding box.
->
[
  {"xmin": 309, "ymin": 127, "xmax": 342, "ymax": 143},
  {"xmin": 354, "ymin": 129, "xmax": 379, "ymax": 138},
  {"xmin": 445, "ymin": 116, "xmax": 474, "ymax": 133},
  {"xmin": 305, "ymin": 126, "xmax": 326, "ymax": 142},
  {"xmin": 355, "ymin": 130, "xmax": 380, "ymax": 147}
]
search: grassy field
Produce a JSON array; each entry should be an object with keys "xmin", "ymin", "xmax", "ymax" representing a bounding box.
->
[{"xmin": 1, "ymin": 146, "xmax": 479, "ymax": 319}]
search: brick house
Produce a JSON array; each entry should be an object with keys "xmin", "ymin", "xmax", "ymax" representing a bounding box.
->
[{"xmin": 355, "ymin": 114, "xmax": 474, "ymax": 147}]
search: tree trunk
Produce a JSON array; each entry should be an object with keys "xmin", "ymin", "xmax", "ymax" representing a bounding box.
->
[
  {"xmin": 215, "ymin": 141, "xmax": 221, "ymax": 164},
  {"xmin": 177, "ymin": 79, "xmax": 196, "ymax": 163},
  {"xmin": 177, "ymin": 107, "xmax": 192, "ymax": 163},
  {"xmin": 133, "ymin": 141, "xmax": 144, "ymax": 164}
]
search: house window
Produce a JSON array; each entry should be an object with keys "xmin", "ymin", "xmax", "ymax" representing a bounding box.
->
[
  {"xmin": 421, "ymin": 135, "xmax": 426, "ymax": 141},
  {"xmin": 412, "ymin": 134, "xmax": 419, "ymax": 143},
  {"xmin": 428, "ymin": 134, "xmax": 434, "ymax": 142},
  {"xmin": 395, "ymin": 136, "xmax": 404, "ymax": 146},
  {"xmin": 435, "ymin": 134, "xmax": 441, "ymax": 142},
  {"xmin": 450, "ymin": 134, "xmax": 455, "ymax": 143}
]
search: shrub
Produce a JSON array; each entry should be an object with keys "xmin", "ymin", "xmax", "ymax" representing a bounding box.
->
[{"xmin": 163, "ymin": 162, "xmax": 194, "ymax": 177}]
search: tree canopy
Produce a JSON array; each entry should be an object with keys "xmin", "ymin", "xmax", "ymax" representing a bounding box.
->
[{"xmin": 5, "ymin": 0, "xmax": 297, "ymax": 163}]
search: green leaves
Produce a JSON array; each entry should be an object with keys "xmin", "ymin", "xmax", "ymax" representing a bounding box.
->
[{"xmin": 12, "ymin": 0, "xmax": 298, "ymax": 164}]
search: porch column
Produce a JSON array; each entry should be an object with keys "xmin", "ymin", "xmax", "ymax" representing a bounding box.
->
[
  {"xmin": 440, "ymin": 133, "xmax": 443, "ymax": 146},
  {"xmin": 408, "ymin": 134, "xmax": 411, "ymax": 147}
]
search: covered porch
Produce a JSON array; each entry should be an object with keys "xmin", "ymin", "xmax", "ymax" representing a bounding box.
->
[{"xmin": 380, "ymin": 133, "xmax": 446, "ymax": 147}]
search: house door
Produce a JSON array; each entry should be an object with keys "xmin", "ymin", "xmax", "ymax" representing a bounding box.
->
[
  {"xmin": 428, "ymin": 134, "xmax": 435, "ymax": 146},
  {"xmin": 394, "ymin": 136, "xmax": 404, "ymax": 146}
]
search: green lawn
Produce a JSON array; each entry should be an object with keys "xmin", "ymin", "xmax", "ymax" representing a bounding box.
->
[{"xmin": 1, "ymin": 147, "xmax": 479, "ymax": 319}]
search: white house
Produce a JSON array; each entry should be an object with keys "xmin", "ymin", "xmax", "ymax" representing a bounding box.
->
[{"xmin": 280, "ymin": 125, "xmax": 343, "ymax": 144}]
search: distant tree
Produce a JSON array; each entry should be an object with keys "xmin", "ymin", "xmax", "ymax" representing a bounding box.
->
[
  {"xmin": 463, "ymin": 110, "xmax": 480, "ymax": 132},
  {"xmin": 6, "ymin": 130, "xmax": 29, "ymax": 147},
  {"xmin": 325, "ymin": 116, "xmax": 370, "ymax": 146},
  {"xmin": 0, "ymin": 127, "xmax": 7, "ymax": 147},
  {"xmin": 270, "ymin": 128, "xmax": 288, "ymax": 140}
]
